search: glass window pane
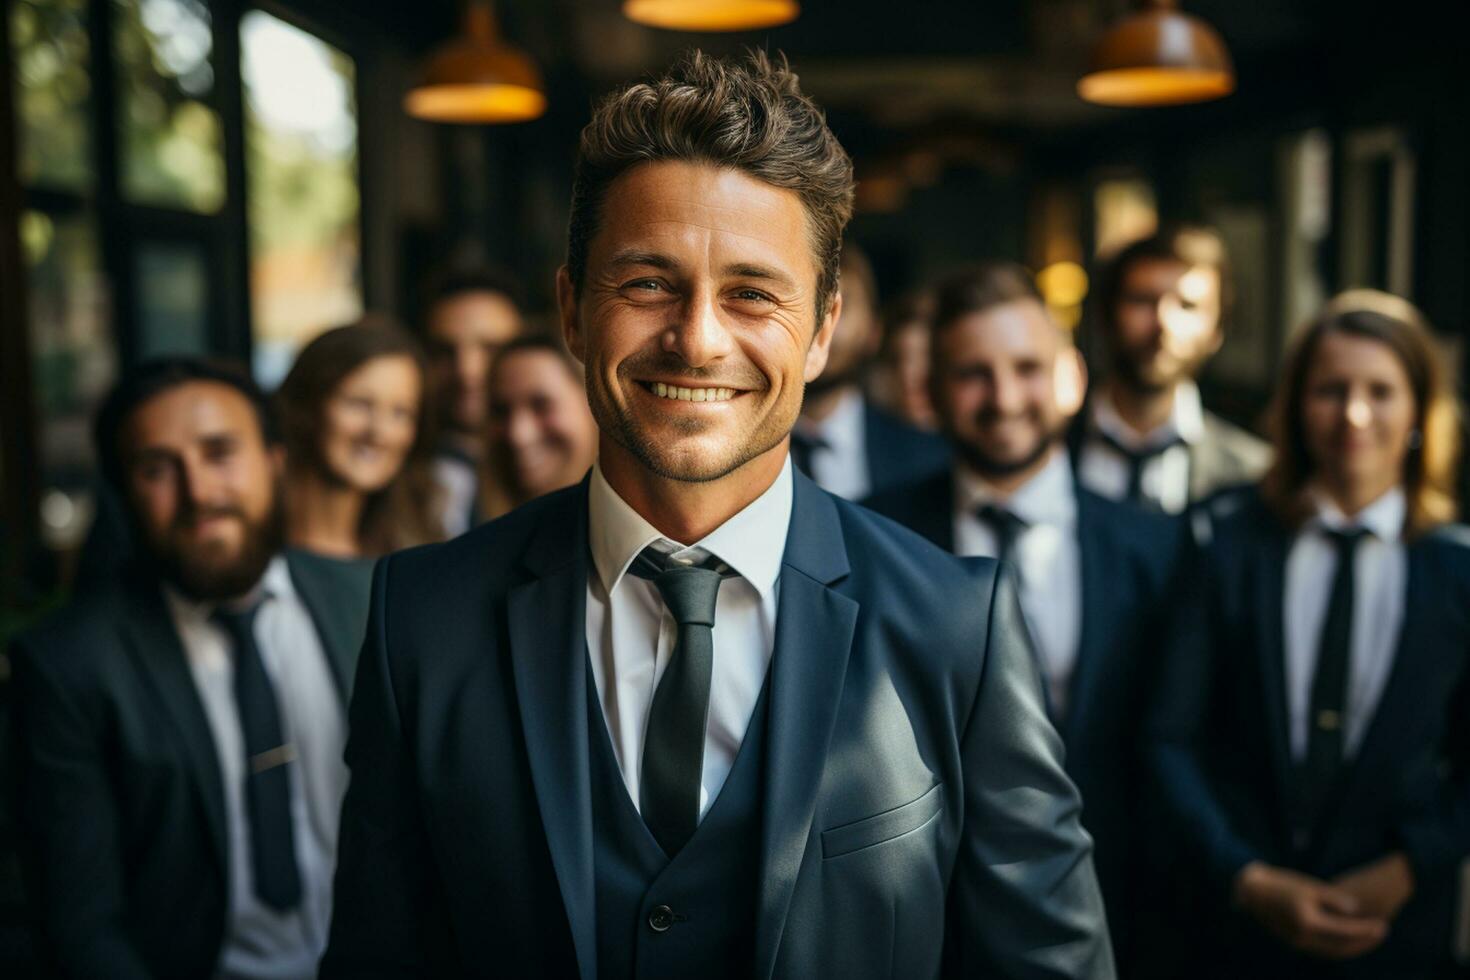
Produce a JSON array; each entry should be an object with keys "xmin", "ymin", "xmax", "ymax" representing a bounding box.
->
[
  {"xmin": 21, "ymin": 209, "xmax": 116, "ymax": 547},
  {"xmin": 240, "ymin": 9, "xmax": 362, "ymax": 388},
  {"xmin": 135, "ymin": 241, "xmax": 209, "ymax": 357},
  {"xmin": 113, "ymin": 0, "xmax": 226, "ymax": 213},
  {"xmin": 10, "ymin": 0, "xmax": 95, "ymax": 191}
]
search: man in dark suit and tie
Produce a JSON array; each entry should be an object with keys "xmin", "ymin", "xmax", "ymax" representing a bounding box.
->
[
  {"xmin": 323, "ymin": 51, "xmax": 1112, "ymax": 979},
  {"xmin": 9, "ymin": 358, "xmax": 373, "ymax": 979},
  {"xmin": 1070, "ymin": 225, "xmax": 1270, "ymax": 513},
  {"xmin": 789, "ymin": 243, "xmax": 950, "ymax": 498},
  {"xmin": 864, "ymin": 262, "xmax": 1186, "ymax": 973}
]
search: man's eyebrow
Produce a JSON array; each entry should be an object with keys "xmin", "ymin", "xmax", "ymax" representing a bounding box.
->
[
  {"xmin": 724, "ymin": 262, "xmax": 798, "ymax": 290},
  {"xmin": 605, "ymin": 249, "xmax": 679, "ymax": 271}
]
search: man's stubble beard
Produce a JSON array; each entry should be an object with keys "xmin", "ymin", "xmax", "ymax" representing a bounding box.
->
[
  {"xmin": 148, "ymin": 484, "xmax": 285, "ymax": 602},
  {"xmin": 950, "ymin": 410, "xmax": 1064, "ymax": 482},
  {"xmin": 587, "ymin": 378, "xmax": 795, "ymax": 485}
]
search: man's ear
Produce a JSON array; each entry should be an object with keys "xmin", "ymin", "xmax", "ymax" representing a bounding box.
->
[
  {"xmin": 803, "ymin": 291, "xmax": 843, "ymax": 383},
  {"xmin": 556, "ymin": 266, "xmax": 585, "ymax": 365},
  {"xmin": 269, "ymin": 443, "xmax": 288, "ymax": 479},
  {"xmin": 1055, "ymin": 345, "xmax": 1089, "ymax": 419}
]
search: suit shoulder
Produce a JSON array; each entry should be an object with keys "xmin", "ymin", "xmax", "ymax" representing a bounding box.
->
[
  {"xmin": 834, "ymin": 494, "xmax": 995, "ymax": 592},
  {"xmin": 1202, "ymin": 411, "xmax": 1272, "ymax": 466},
  {"xmin": 377, "ymin": 485, "xmax": 578, "ymax": 597},
  {"xmin": 859, "ymin": 470, "xmax": 949, "ymax": 521},
  {"xmin": 9, "ymin": 585, "xmax": 132, "ymax": 687},
  {"xmin": 1079, "ymin": 488, "xmax": 1187, "ymax": 557}
]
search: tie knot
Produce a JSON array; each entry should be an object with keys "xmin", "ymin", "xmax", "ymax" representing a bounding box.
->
[
  {"xmin": 1324, "ymin": 526, "xmax": 1370, "ymax": 555},
  {"xmin": 211, "ymin": 602, "xmax": 262, "ymax": 643},
  {"xmin": 1099, "ymin": 429, "xmax": 1184, "ymax": 465},
  {"xmin": 976, "ymin": 504, "xmax": 1028, "ymax": 537},
  {"xmin": 630, "ymin": 547, "xmax": 732, "ymax": 627}
]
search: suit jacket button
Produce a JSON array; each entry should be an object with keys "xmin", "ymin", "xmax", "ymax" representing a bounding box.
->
[{"xmin": 648, "ymin": 905, "xmax": 675, "ymax": 932}]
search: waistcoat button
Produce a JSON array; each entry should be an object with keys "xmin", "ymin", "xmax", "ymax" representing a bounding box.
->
[{"xmin": 648, "ymin": 905, "xmax": 675, "ymax": 932}]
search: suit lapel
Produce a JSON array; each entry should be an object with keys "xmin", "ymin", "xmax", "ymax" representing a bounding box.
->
[
  {"xmin": 1252, "ymin": 527, "xmax": 1295, "ymax": 832},
  {"xmin": 284, "ymin": 552, "xmax": 358, "ymax": 703},
  {"xmin": 1066, "ymin": 493, "xmax": 1111, "ymax": 743},
  {"xmin": 121, "ymin": 579, "xmax": 228, "ymax": 874},
  {"xmin": 1330, "ymin": 542, "xmax": 1438, "ymax": 811},
  {"xmin": 754, "ymin": 473, "xmax": 858, "ymax": 978},
  {"xmin": 506, "ymin": 485, "xmax": 597, "ymax": 980}
]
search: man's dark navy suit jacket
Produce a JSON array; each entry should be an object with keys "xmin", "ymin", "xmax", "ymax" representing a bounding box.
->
[
  {"xmin": 322, "ymin": 470, "xmax": 1114, "ymax": 979},
  {"xmin": 862, "ymin": 468, "xmax": 1187, "ymax": 971}
]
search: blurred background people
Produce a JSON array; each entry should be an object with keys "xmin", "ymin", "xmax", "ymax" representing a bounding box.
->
[
  {"xmin": 1148, "ymin": 290, "xmax": 1467, "ymax": 979},
  {"xmin": 869, "ymin": 288, "xmax": 940, "ymax": 431},
  {"xmin": 790, "ymin": 243, "xmax": 948, "ymax": 498},
  {"xmin": 420, "ymin": 266, "xmax": 527, "ymax": 536},
  {"xmin": 9, "ymin": 358, "xmax": 372, "ymax": 980},
  {"xmin": 1073, "ymin": 226, "xmax": 1271, "ymax": 513},
  {"xmin": 477, "ymin": 335, "xmax": 598, "ymax": 521},
  {"xmin": 863, "ymin": 262, "xmax": 1186, "ymax": 973},
  {"xmin": 275, "ymin": 318, "xmax": 443, "ymax": 558}
]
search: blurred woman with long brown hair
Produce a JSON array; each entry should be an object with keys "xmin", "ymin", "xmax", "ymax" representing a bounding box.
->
[
  {"xmin": 1147, "ymin": 289, "xmax": 1469, "ymax": 979},
  {"xmin": 276, "ymin": 318, "xmax": 444, "ymax": 557}
]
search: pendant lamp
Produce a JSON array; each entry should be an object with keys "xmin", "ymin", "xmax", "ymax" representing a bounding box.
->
[
  {"xmin": 1078, "ymin": 0, "xmax": 1234, "ymax": 107},
  {"xmin": 622, "ymin": 0, "xmax": 799, "ymax": 32},
  {"xmin": 405, "ymin": 1, "xmax": 546, "ymax": 124}
]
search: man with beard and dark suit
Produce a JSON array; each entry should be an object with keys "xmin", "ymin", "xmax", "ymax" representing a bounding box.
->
[
  {"xmin": 788, "ymin": 243, "xmax": 949, "ymax": 499},
  {"xmin": 323, "ymin": 51, "xmax": 1112, "ymax": 980},
  {"xmin": 9, "ymin": 359, "xmax": 373, "ymax": 980},
  {"xmin": 1071, "ymin": 225, "xmax": 1270, "ymax": 514},
  {"xmin": 864, "ymin": 262, "xmax": 1186, "ymax": 974}
]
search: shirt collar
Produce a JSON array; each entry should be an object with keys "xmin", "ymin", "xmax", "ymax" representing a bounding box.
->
[
  {"xmin": 160, "ymin": 554, "xmax": 290, "ymax": 624},
  {"xmin": 1308, "ymin": 485, "xmax": 1406, "ymax": 543},
  {"xmin": 953, "ymin": 447, "xmax": 1077, "ymax": 528},
  {"xmin": 1093, "ymin": 380, "xmax": 1205, "ymax": 449},
  {"xmin": 588, "ymin": 457, "xmax": 794, "ymax": 602},
  {"xmin": 800, "ymin": 387, "xmax": 866, "ymax": 452}
]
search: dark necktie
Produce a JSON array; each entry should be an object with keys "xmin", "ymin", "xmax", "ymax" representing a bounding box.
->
[
  {"xmin": 629, "ymin": 547, "xmax": 736, "ymax": 856},
  {"xmin": 1295, "ymin": 527, "xmax": 1369, "ymax": 848},
  {"xmin": 976, "ymin": 504, "xmax": 1029, "ymax": 568},
  {"xmin": 212, "ymin": 603, "xmax": 302, "ymax": 911},
  {"xmin": 1097, "ymin": 431, "xmax": 1187, "ymax": 509},
  {"xmin": 788, "ymin": 429, "xmax": 829, "ymax": 478}
]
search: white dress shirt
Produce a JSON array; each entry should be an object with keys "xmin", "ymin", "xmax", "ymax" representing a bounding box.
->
[
  {"xmin": 585, "ymin": 458, "xmax": 792, "ymax": 819},
  {"xmin": 953, "ymin": 449, "xmax": 1083, "ymax": 717},
  {"xmin": 1078, "ymin": 381, "xmax": 1204, "ymax": 514},
  {"xmin": 1284, "ymin": 486, "xmax": 1407, "ymax": 761},
  {"xmin": 432, "ymin": 450, "xmax": 479, "ymax": 538},
  {"xmin": 162, "ymin": 557, "xmax": 348, "ymax": 980},
  {"xmin": 796, "ymin": 387, "xmax": 870, "ymax": 500}
]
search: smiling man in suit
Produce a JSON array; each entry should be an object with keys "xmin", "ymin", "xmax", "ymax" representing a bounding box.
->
[
  {"xmin": 322, "ymin": 51, "xmax": 1111, "ymax": 980},
  {"xmin": 863, "ymin": 262, "xmax": 1186, "ymax": 973},
  {"xmin": 10, "ymin": 358, "xmax": 373, "ymax": 979}
]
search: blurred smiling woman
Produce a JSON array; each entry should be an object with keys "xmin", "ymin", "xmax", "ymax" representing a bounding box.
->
[
  {"xmin": 1148, "ymin": 289, "xmax": 1470, "ymax": 979},
  {"xmin": 277, "ymin": 318, "xmax": 444, "ymax": 557},
  {"xmin": 478, "ymin": 334, "xmax": 599, "ymax": 520}
]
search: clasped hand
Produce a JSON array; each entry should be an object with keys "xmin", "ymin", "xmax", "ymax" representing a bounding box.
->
[{"xmin": 1232, "ymin": 853, "xmax": 1414, "ymax": 960}]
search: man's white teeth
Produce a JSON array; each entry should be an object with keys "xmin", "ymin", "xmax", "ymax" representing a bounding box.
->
[{"xmin": 651, "ymin": 382, "xmax": 735, "ymax": 402}]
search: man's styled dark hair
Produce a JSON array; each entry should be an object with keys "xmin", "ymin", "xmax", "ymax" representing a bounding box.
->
[
  {"xmin": 930, "ymin": 261, "xmax": 1044, "ymax": 335},
  {"xmin": 94, "ymin": 357, "xmax": 277, "ymax": 492},
  {"xmin": 423, "ymin": 264, "xmax": 525, "ymax": 315},
  {"xmin": 566, "ymin": 48, "xmax": 855, "ymax": 320},
  {"xmin": 1093, "ymin": 223, "xmax": 1232, "ymax": 337}
]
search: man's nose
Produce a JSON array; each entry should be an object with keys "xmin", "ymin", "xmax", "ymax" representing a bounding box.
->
[{"xmin": 664, "ymin": 291, "xmax": 735, "ymax": 368}]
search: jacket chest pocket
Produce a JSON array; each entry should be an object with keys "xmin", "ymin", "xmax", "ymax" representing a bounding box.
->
[{"xmin": 821, "ymin": 783, "xmax": 944, "ymax": 859}]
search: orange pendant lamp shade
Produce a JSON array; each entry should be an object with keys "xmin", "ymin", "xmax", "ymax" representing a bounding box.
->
[
  {"xmin": 405, "ymin": 2, "xmax": 546, "ymax": 124},
  {"xmin": 623, "ymin": 0, "xmax": 799, "ymax": 32},
  {"xmin": 1078, "ymin": 0, "xmax": 1234, "ymax": 107}
]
